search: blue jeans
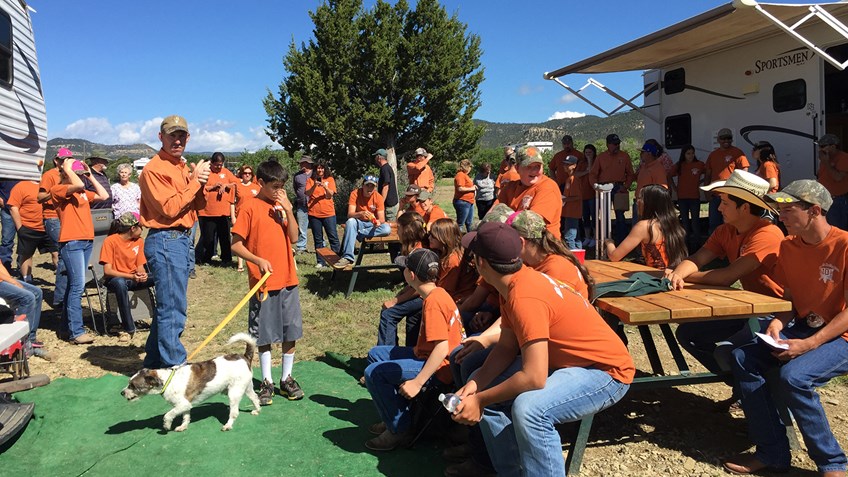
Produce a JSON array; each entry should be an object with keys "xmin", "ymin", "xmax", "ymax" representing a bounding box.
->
[
  {"xmin": 378, "ymin": 297, "xmax": 423, "ymax": 347},
  {"xmin": 561, "ymin": 217, "xmax": 581, "ymax": 250},
  {"xmin": 453, "ymin": 199, "xmax": 474, "ymax": 233},
  {"xmin": 44, "ymin": 218, "xmax": 66, "ymax": 305},
  {"xmin": 732, "ymin": 320, "xmax": 848, "ymax": 472},
  {"xmin": 105, "ymin": 276, "xmax": 153, "ymax": 334},
  {"xmin": 479, "ymin": 360, "xmax": 630, "ymax": 477},
  {"xmin": 144, "ymin": 229, "xmax": 191, "ymax": 368},
  {"xmin": 581, "ymin": 198, "xmax": 595, "ymax": 240},
  {"xmin": 339, "ymin": 218, "xmax": 391, "ymax": 261},
  {"xmin": 59, "ymin": 240, "xmax": 92, "ymax": 340},
  {"xmin": 826, "ymin": 195, "xmax": 848, "ymax": 231},
  {"xmin": 678, "ymin": 198, "xmax": 701, "ymax": 238},
  {"xmin": 708, "ymin": 195, "xmax": 724, "ymax": 235},
  {"xmin": 0, "ymin": 208, "xmax": 14, "ymax": 269},
  {"xmin": 364, "ymin": 345, "xmax": 432, "ymax": 434},
  {"xmin": 308, "ymin": 215, "xmax": 339, "ymax": 266},
  {"xmin": 295, "ymin": 205, "xmax": 309, "ymax": 251},
  {"xmin": 0, "ymin": 280, "xmax": 42, "ymax": 342}
]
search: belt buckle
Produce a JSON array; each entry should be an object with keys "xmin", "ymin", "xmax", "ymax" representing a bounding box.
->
[{"xmin": 805, "ymin": 312, "xmax": 825, "ymax": 328}]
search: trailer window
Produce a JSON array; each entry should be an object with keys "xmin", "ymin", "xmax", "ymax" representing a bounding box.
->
[
  {"xmin": 773, "ymin": 79, "xmax": 806, "ymax": 112},
  {"xmin": 664, "ymin": 114, "xmax": 691, "ymax": 149},
  {"xmin": 0, "ymin": 8, "xmax": 10, "ymax": 86},
  {"xmin": 663, "ymin": 68, "xmax": 685, "ymax": 95}
]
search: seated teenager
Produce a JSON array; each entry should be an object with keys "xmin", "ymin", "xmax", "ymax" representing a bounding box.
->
[
  {"xmin": 333, "ymin": 175, "xmax": 391, "ymax": 269},
  {"xmin": 378, "ymin": 212, "xmax": 427, "ymax": 347}
]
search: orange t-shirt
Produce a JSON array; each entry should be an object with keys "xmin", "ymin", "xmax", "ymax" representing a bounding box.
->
[
  {"xmin": 561, "ymin": 174, "xmax": 582, "ymax": 219},
  {"xmin": 706, "ymin": 146, "xmax": 749, "ymax": 183},
  {"xmin": 50, "ymin": 185, "xmax": 96, "ymax": 242},
  {"xmin": 589, "ymin": 150, "xmax": 634, "ymax": 185},
  {"xmin": 775, "ymin": 226, "xmax": 848, "ymax": 340},
  {"xmin": 407, "ymin": 161, "xmax": 435, "ymax": 192},
  {"xmin": 99, "ymin": 234, "xmax": 146, "ymax": 275},
  {"xmin": 500, "ymin": 266, "xmax": 635, "ymax": 384},
  {"xmin": 348, "ymin": 188, "xmax": 385, "ymax": 216},
  {"xmin": 635, "ymin": 159, "xmax": 668, "ymax": 197},
  {"xmin": 139, "ymin": 150, "xmax": 204, "ymax": 229},
  {"xmin": 818, "ymin": 150, "xmax": 848, "ymax": 197},
  {"xmin": 453, "ymin": 171, "xmax": 475, "ymax": 203},
  {"xmin": 399, "ymin": 196, "xmax": 425, "ymax": 216},
  {"xmin": 437, "ymin": 250, "xmax": 476, "ymax": 302},
  {"xmin": 231, "ymin": 197, "xmax": 298, "ymax": 292},
  {"xmin": 306, "ymin": 177, "xmax": 337, "ymax": 218},
  {"xmin": 757, "ymin": 162, "xmax": 780, "ymax": 194},
  {"xmin": 235, "ymin": 181, "xmax": 261, "ymax": 217},
  {"xmin": 414, "ymin": 286, "xmax": 463, "ymax": 384},
  {"xmin": 424, "ymin": 205, "xmax": 448, "ymax": 226},
  {"xmin": 496, "ymin": 168, "xmax": 520, "ymax": 189},
  {"xmin": 199, "ymin": 168, "xmax": 237, "ymax": 217},
  {"xmin": 702, "ymin": 219, "xmax": 784, "ymax": 297},
  {"xmin": 531, "ymin": 253, "xmax": 589, "ymax": 300},
  {"xmin": 498, "ymin": 175, "xmax": 563, "ymax": 239},
  {"xmin": 577, "ymin": 156, "xmax": 594, "ymax": 200},
  {"xmin": 550, "ymin": 149, "xmax": 585, "ymax": 187},
  {"xmin": 8, "ymin": 181, "xmax": 44, "ymax": 231},
  {"xmin": 38, "ymin": 168, "xmax": 61, "ymax": 219},
  {"xmin": 672, "ymin": 160, "xmax": 706, "ymax": 200}
]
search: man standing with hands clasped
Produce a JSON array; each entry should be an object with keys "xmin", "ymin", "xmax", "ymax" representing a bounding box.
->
[{"xmin": 139, "ymin": 115, "xmax": 210, "ymax": 368}]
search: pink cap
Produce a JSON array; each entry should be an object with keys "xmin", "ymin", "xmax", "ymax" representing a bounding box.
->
[
  {"xmin": 71, "ymin": 160, "xmax": 86, "ymax": 173},
  {"xmin": 56, "ymin": 148, "xmax": 74, "ymax": 159}
]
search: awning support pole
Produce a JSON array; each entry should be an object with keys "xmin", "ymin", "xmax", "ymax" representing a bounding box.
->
[{"xmin": 549, "ymin": 77, "xmax": 660, "ymax": 123}]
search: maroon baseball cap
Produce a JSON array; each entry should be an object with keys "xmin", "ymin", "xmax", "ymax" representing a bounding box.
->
[{"xmin": 461, "ymin": 222, "xmax": 522, "ymax": 265}]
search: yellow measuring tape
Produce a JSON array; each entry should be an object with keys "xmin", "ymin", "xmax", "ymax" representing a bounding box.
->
[{"xmin": 186, "ymin": 270, "xmax": 272, "ymax": 362}]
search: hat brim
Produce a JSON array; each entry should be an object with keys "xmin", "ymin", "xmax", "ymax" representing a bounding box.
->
[
  {"xmin": 704, "ymin": 184, "xmax": 774, "ymax": 212},
  {"xmin": 394, "ymin": 255, "xmax": 409, "ymax": 268},
  {"xmin": 461, "ymin": 231, "xmax": 477, "ymax": 250}
]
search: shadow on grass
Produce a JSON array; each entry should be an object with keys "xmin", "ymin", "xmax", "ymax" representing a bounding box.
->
[
  {"xmin": 301, "ymin": 267, "xmax": 402, "ymax": 298},
  {"xmin": 81, "ymin": 345, "xmax": 145, "ymax": 375},
  {"xmin": 317, "ymin": 352, "xmax": 369, "ymax": 381},
  {"xmin": 106, "ymin": 402, "xmax": 230, "ymax": 434}
]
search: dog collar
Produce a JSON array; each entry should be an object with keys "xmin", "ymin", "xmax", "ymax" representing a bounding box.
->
[{"xmin": 159, "ymin": 369, "xmax": 177, "ymax": 394}]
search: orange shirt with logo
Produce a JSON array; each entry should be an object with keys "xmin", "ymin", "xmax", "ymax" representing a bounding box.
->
[
  {"xmin": 635, "ymin": 159, "xmax": 668, "ymax": 197},
  {"xmin": 231, "ymin": 197, "xmax": 298, "ymax": 292},
  {"xmin": 306, "ymin": 177, "xmax": 337, "ymax": 218},
  {"xmin": 532, "ymin": 253, "xmax": 589, "ymax": 300},
  {"xmin": 500, "ymin": 266, "xmax": 635, "ymax": 384},
  {"xmin": 407, "ymin": 161, "xmax": 435, "ymax": 192},
  {"xmin": 453, "ymin": 171, "xmax": 475, "ymax": 203},
  {"xmin": 775, "ymin": 227, "xmax": 848, "ymax": 340},
  {"xmin": 498, "ymin": 175, "xmax": 562, "ymax": 239},
  {"xmin": 589, "ymin": 150, "xmax": 634, "ymax": 185},
  {"xmin": 38, "ymin": 168, "xmax": 61, "ymax": 220},
  {"xmin": 348, "ymin": 188, "xmax": 385, "ymax": 216},
  {"xmin": 199, "ymin": 168, "xmax": 237, "ymax": 217},
  {"xmin": 8, "ymin": 181, "xmax": 44, "ymax": 231},
  {"xmin": 414, "ymin": 286, "xmax": 463, "ymax": 384},
  {"xmin": 99, "ymin": 234, "xmax": 146, "ymax": 275},
  {"xmin": 817, "ymin": 149, "xmax": 848, "ymax": 197},
  {"xmin": 560, "ymin": 174, "xmax": 582, "ymax": 219},
  {"xmin": 50, "ymin": 185, "xmax": 96, "ymax": 242},
  {"xmin": 672, "ymin": 160, "xmax": 706, "ymax": 200},
  {"xmin": 705, "ymin": 146, "xmax": 749, "ymax": 183},
  {"xmin": 235, "ymin": 182, "xmax": 261, "ymax": 216},
  {"xmin": 139, "ymin": 150, "xmax": 205, "ymax": 229},
  {"xmin": 702, "ymin": 219, "xmax": 784, "ymax": 297}
]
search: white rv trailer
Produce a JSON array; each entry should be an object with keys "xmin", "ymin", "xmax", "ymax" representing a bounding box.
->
[
  {"xmin": 544, "ymin": 0, "xmax": 848, "ymax": 185},
  {"xmin": 0, "ymin": 0, "xmax": 45, "ymax": 181}
]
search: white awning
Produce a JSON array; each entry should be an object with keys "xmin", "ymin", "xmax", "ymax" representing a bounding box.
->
[{"xmin": 544, "ymin": 1, "xmax": 848, "ymax": 79}]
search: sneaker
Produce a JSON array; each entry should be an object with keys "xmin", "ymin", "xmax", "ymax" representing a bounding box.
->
[
  {"xmin": 444, "ymin": 458, "xmax": 497, "ymax": 477},
  {"xmin": 279, "ymin": 376, "xmax": 304, "ymax": 400},
  {"xmin": 332, "ymin": 258, "xmax": 352, "ymax": 270},
  {"xmin": 117, "ymin": 331, "xmax": 134, "ymax": 343},
  {"xmin": 258, "ymin": 379, "xmax": 274, "ymax": 406},
  {"xmin": 315, "ymin": 263, "xmax": 325, "ymax": 269},
  {"xmin": 31, "ymin": 348, "xmax": 54, "ymax": 362},
  {"xmin": 365, "ymin": 428, "xmax": 411, "ymax": 451},
  {"xmin": 71, "ymin": 333, "xmax": 95, "ymax": 345},
  {"xmin": 442, "ymin": 443, "xmax": 472, "ymax": 462},
  {"xmin": 31, "ymin": 340, "xmax": 44, "ymax": 349},
  {"xmin": 189, "ymin": 270, "xmax": 197, "ymax": 279},
  {"xmin": 368, "ymin": 421, "xmax": 387, "ymax": 435}
]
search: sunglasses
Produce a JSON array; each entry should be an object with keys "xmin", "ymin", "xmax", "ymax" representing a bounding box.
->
[
  {"xmin": 719, "ymin": 136, "xmax": 732, "ymax": 140},
  {"xmin": 242, "ymin": 171, "xmax": 253, "ymax": 175}
]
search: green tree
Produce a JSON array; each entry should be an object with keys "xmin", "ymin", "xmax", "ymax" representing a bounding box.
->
[{"xmin": 264, "ymin": 0, "xmax": 485, "ymax": 180}]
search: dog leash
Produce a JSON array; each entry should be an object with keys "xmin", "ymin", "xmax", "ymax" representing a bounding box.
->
[{"xmin": 186, "ymin": 270, "xmax": 272, "ymax": 362}]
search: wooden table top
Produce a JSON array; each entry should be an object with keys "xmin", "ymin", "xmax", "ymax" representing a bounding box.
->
[{"xmin": 586, "ymin": 260, "xmax": 792, "ymax": 325}]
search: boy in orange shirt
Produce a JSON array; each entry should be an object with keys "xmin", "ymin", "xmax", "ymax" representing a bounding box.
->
[
  {"xmin": 231, "ymin": 160, "xmax": 304, "ymax": 405},
  {"xmin": 363, "ymin": 247, "xmax": 463, "ymax": 451},
  {"xmin": 333, "ymin": 175, "xmax": 391, "ymax": 269},
  {"xmin": 417, "ymin": 190, "xmax": 447, "ymax": 228},
  {"xmin": 559, "ymin": 155, "xmax": 582, "ymax": 249},
  {"xmin": 8, "ymin": 179, "xmax": 57, "ymax": 284},
  {"xmin": 407, "ymin": 148, "xmax": 435, "ymax": 192}
]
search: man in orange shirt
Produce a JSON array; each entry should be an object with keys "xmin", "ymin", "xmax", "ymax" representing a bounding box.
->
[
  {"xmin": 8, "ymin": 180, "xmax": 56, "ymax": 284},
  {"xmin": 195, "ymin": 152, "xmax": 237, "ymax": 265},
  {"xmin": 549, "ymin": 135, "xmax": 584, "ymax": 185},
  {"xmin": 589, "ymin": 134, "xmax": 634, "ymax": 242},
  {"xmin": 333, "ymin": 175, "xmax": 391, "ymax": 269},
  {"xmin": 705, "ymin": 128, "xmax": 749, "ymax": 234},
  {"xmin": 498, "ymin": 146, "xmax": 562, "ymax": 239},
  {"xmin": 816, "ymin": 134, "xmax": 848, "ymax": 231},
  {"xmin": 633, "ymin": 141, "xmax": 668, "ymax": 222},
  {"xmin": 559, "ymin": 155, "xmax": 582, "ymax": 249},
  {"xmin": 725, "ymin": 180, "xmax": 848, "ymax": 476},
  {"xmin": 407, "ymin": 148, "xmax": 435, "ymax": 192},
  {"xmin": 138, "ymin": 115, "xmax": 210, "ymax": 368},
  {"xmin": 453, "ymin": 222, "xmax": 634, "ymax": 476},
  {"xmin": 417, "ymin": 190, "xmax": 447, "ymax": 228}
]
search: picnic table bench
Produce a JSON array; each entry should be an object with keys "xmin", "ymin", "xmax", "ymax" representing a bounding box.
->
[{"xmin": 318, "ymin": 224, "xmax": 401, "ymax": 297}]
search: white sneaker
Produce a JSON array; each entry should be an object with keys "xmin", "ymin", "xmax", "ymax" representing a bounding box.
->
[{"xmin": 315, "ymin": 263, "xmax": 325, "ymax": 269}]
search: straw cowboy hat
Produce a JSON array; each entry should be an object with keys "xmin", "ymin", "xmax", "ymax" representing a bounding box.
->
[{"xmin": 701, "ymin": 170, "xmax": 773, "ymax": 211}]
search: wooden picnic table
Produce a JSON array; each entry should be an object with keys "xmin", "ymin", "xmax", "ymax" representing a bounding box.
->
[{"xmin": 321, "ymin": 223, "xmax": 401, "ymax": 297}]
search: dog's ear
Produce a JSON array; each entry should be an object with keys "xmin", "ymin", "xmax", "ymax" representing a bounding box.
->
[{"xmin": 144, "ymin": 372, "xmax": 162, "ymax": 387}]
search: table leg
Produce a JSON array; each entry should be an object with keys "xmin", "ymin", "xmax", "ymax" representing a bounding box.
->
[
  {"xmin": 345, "ymin": 243, "xmax": 370, "ymax": 298},
  {"xmin": 638, "ymin": 326, "xmax": 665, "ymax": 375},
  {"xmin": 564, "ymin": 413, "xmax": 594, "ymax": 476},
  {"xmin": 658, "ymin": 323, "xmax": 691, "ymax": 375}
]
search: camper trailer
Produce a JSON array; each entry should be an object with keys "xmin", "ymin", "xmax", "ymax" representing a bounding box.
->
[
  {"xmin": 0, "ymin": 0, "xmax": 46, "ymax": 181},
  {"xmin": 544, "ymin": 0, "xmax": 848, "ymax": 184}
]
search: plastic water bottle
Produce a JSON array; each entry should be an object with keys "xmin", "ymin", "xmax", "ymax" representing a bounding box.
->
[{"xmin": 439, "ymin": 393, "xmax": 461, "ymax": 413}]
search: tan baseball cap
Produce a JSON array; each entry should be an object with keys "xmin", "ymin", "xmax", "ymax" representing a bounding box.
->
[{"xmin": 161, "ymin": 115, "xmax": 189, "ymax": 134}]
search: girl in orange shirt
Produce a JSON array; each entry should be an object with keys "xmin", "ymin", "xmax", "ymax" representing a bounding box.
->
[
  {"xmin": 234, "ymin": 164, "xmax": 260, "ymax": 272},
  {"xmin": 305, "ymin": 160, "xmax": 339, "ymax": 268},
  {"xmin": 605, "ymin": 184, "xmax": 687, "ymax": 270},
  {"xmin": 673, "ymin": 145, "xmax": 706, "ymax": 248},
  {"xmin": 428, "ymin": 218, "xmax": 477, "ymax": 303},
  {"xmin": 754, "ymin": 143, "xmax": 780, "ymax": 194}
]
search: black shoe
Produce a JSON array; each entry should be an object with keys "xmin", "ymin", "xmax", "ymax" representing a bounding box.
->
[
  {"xmin": 189, "ymin": 270, "xmax": 197, "ymax": 279},
  {"xmin": 279, "ymin": 376, "xmax": 304, "ymax": 400},
  {"xmin": 258, "ymin": 379, "xmax": 274, "ymax": 406}
]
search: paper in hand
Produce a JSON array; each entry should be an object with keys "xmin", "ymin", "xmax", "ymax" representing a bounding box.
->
[{"xmin": 755, "ymin": 332, "xmax": 789, "ymax": 350}]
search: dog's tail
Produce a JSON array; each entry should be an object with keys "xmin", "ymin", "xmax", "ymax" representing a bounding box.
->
[{"xmin": 227, "ymin": 333, "xmax": 257, "ymax": 366}]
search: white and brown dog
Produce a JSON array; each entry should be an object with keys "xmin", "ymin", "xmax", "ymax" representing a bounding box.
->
[{"xmin": 121, "ymin": 333, "xmax": 261, "ymax": 432}]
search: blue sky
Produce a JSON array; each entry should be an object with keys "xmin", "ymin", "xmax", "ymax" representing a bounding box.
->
[{"xmin": 30, "ymin": 0, "xmax": 736, "ymax": 152}]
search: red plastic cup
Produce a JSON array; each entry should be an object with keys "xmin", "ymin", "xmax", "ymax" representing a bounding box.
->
[{"xmin": 571, "ymin": 249, "xmax": 585, "ymax": 264}]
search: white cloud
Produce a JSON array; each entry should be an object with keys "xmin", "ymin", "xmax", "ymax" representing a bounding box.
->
[
  {"xmin": 56, "ymin": 116, "xmax": 277, "ymax": 152},
  {"xmin": 558, "ymin": 93, "xmax": 578, "ymax": 104},
  {"xmin": 518, "ymin": 84, "xmax": 544, "ymax": 96},
  {"xmin": 547, "ymin": 111, "xmax": 587, "ymax": 120}
]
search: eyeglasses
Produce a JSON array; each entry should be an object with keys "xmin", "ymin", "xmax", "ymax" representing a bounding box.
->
[{"xmin": 242, "ymin": 171, "xmax": 253, "ymax": 175}]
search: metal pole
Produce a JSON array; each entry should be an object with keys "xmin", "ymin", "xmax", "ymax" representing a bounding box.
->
[{"xmin": 595, "ymin": 183, "xmax": 613, "ymax": 259}]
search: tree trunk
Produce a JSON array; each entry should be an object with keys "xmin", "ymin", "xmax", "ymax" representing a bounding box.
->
[{"xmin": 385, "ymin": 133, "xmax": 399, "ymax": 194}]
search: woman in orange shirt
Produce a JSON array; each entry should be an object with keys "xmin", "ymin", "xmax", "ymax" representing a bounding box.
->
[
  {"xmin": 234, "ymin": 164, "xmax": 260, "ymax": 272},
  {"xmin": 453, "ymin": 160, "xmax": 476, "ymax": 233},
  {"xmin": 673, "ymin": 145, "xmax": 706, "ymax": 247},
  {"xmin": 754, "ymin": 142, "xmax": 780, "ymax": 194},
  {"xmin": 305, "ymin": 160, "xmax": 339, "ymax": 268}
]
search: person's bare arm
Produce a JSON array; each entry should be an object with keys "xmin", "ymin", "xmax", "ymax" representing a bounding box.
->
[{"xmin": 9, "ymin": 206, "xmax": 21, "ymax": 230}]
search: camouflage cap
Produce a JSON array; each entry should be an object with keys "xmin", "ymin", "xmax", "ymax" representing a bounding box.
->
[
  {"xmin": 765, "ymin": 179, "xmax": 833, "ymax": 212},
  {"xmin": 118, "ymin": 211, "xmax": 140, "ymax": 227},
  {"xmin": 478, "ymin": 203, "xmax": 515, "ymax": 226},
  {"xmin": 516, "ymin": 146, "xmax": 543, "ymax": 167},
  {"xmin": 508, "ymin": 209, "xmax": 546, "ymax": 239}
]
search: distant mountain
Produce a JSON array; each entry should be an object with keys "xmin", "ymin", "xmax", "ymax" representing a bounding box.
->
[
  {"xmin": 47, "ymin": 138, "xmax": 157, "ymax": 161},
  {"xmin": 474, "ymin": 110, "xmax": 644, "ymax": 149}
]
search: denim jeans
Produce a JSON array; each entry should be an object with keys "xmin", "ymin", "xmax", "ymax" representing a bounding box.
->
[
  {"xmin": 561, "ymin": 217, "xmax": 581, "ymax": 250},
  {"xmin": 378, "ymin": 297, "xmax": 423, "ymax": 347},
  {"xmin": 308, "ymin": 215, "xmax": 340, "ymax": 266},
  {"xmin": 708, "ymin": 195, "xmax": 724, "ymax": 235},
  {"xmin": 479, "ymin": 360, "xmax": 630, "ymax": 477},
  {"xmin": 144, "ymin": 229, "xmax": 191, "ymax": 368},
  {"xmin": 339, "ymin": 218, "xmax": 391, "ymax": 261},
  {"xmin": 453, "ymin": 199, "xmax": 474, "ymax": 233},
  {"xmin": 732, "ymin": 320, "xmax": 848, "ymax": 472},
  {"xmin": 295, "ymin": 205, "xmax": 309, "ymax": 251},
  {"xmin": 188, "ymin": 221, "xmax": 198, "ymax": 274},
  {"xmin": 581, "ymin": 198, "xmax": 595, "ymax": 240},
  {"xmin": 364, "ymin": 345, "xmax": 431, "ymax": 434},
  {"xmin": 0, "ymin": 279, "xmax": 42, "ymax": 342},
  {"xmin": 59, "ymin": 240, "xmax": 92, "ymax": 340},
  {"xmin": 105, "ymin": 276, "xmax": 153, "ymax": 334},
  {"xmin": 678, "ymin": 198, "xmax": 701, "ymax": 238},
  {"xmin": 44, "ymin": 218, "xmax": 67, "ymax": 305},
  {"xmin": 826, "ymin": 195, "xmax": 848, "ymax": 231},
  {"xmin": 0, "ymin": 208, "xmax": 14, "ymax": 269}
]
